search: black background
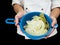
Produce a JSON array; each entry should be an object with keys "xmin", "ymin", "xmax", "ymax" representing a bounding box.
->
[{"xmin": 0, "ymin": 0, "xmax": 60, "ymax": 45}]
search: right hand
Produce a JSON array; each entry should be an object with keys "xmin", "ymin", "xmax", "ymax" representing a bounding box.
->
[{"xmin": 14, "ymin": 11, "xmax": 25, "ymax": 27}]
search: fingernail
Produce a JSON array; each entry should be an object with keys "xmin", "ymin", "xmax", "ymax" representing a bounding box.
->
[{"xmin": 52, "ymin": 23, "xmax": 54, "ymax": 27}]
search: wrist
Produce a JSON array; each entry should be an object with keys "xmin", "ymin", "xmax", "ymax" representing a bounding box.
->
[
  {"xmin": 16, "ymin": 11, "xmax": 25, "ymax": 18},
  {"xmin": 50, "ymin": 15, "xmax": 57, "ymax": 19}
]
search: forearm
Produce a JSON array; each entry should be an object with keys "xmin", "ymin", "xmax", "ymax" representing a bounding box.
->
[
  {"xmin": 13, "ymin": 4, "xmax": 24, "ymax": 13},
  {"xmin": 50, "ymin": 7, "xmax": 60, "ymax": 18}
]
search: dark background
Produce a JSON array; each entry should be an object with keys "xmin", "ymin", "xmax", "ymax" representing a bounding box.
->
[{"xmin": 0, "ymin": 0, "xmax": 60, "ymax": 45}]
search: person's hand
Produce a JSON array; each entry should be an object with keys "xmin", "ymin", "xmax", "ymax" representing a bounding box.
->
[
  {"xmin": 45, "ymin": 16, "xmax": 57, "ymax": 39},
  {"xmin": 14, "ymin": 11, "xmax": 25, "ymax": 27},
  {"xmin": 50, "ymin": 16, "xmax": 57, "ymax": 27}
]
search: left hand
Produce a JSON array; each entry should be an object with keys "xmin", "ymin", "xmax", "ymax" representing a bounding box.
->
[
  {"xmin": 50, "ymin": 16, "xmax": 57, "ymax": 27},
  {"xmin": 45, "ymin": 16, "xmax": 57, "ymax": 39}
]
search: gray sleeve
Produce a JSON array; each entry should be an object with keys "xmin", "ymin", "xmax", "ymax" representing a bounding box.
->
[{"xmin": 51, "ymin": 0, "xmax": 60, "ymax": 9}]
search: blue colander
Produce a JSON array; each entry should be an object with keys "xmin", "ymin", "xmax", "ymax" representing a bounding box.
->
[{"xmin": 5, "ymin": 12, "xmax": 58, "ymax": 40}]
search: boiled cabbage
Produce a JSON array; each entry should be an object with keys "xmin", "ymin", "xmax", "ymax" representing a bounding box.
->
[{"xmin": 24, "ymin": 13, "xmax": 49, "ymax": 36}]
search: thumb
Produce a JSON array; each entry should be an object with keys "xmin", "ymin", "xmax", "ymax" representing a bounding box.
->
[
  {"xmin": 51, "ymin": 18, "xmax": 57, "ymax": 27},
  {"xmin": 15, "ymin": 15, "xmax": 19, "ymax": 26}
]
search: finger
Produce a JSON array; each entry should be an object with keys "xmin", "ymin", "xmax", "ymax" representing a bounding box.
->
[
  {"xmin": 17, "ymin": 25, "xmax": 20, "ymax": 28},
  {"xmin": 52, "ymin": 19, "xmax": 57, "ymax": 27},
  {"xmin": 15, "ymin": 15, "xmax": 19, "ymax": 26},
  {"xmin": 50, "ymin": 16, "xmax": 57, "ymax": 27},
  {"xmin": 45, "ymin": 36, "xmax": 49, "ymax": 39}
]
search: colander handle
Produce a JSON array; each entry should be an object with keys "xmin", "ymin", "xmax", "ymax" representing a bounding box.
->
[
  {"xmin": 5, "ymin": 18, "xmax": 15, "ymax": 24},
  {"xmin": 53, "ymin": 24, "xmax": 58, "ymax": 28}
]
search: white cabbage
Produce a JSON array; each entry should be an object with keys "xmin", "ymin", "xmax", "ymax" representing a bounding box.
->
[{"xmin": 24, "ymin": 14, "xmax": 49, "ymax": 36}]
